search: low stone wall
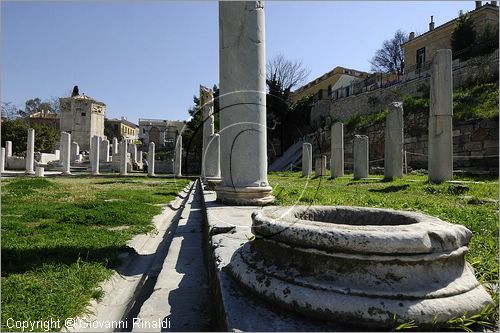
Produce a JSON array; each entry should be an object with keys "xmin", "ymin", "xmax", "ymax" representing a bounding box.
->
[
  {"xmin": 38, "ymin": 152, "xmax": 60, "ymax": 164},
  {"xmin": 314, "ymin": 115, "xmax": 498, "ymax": 174},
  {"xmin": 6, "ymin": 156, "xmax": 26, "ymax": 170}
]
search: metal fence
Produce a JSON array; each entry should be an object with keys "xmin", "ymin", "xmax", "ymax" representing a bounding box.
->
[{"xmin": 314, "ymin": 48, "xmax": 499, "ymax": 103}]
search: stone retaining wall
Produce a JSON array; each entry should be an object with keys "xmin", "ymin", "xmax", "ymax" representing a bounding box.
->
[{"xmin": 314, "ymin": 115, "xmax": 498, "ymax": 174}]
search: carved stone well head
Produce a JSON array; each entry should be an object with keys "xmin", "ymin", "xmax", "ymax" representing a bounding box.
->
[{"xmin": 229, "ymin": 206, "xmax": 492, "ymax": 329}]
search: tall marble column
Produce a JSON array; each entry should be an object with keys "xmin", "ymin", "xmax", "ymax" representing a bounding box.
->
[
  {"xmin": 5, "ymin": 141, "xmax": 12, "ymax": 158},
  {"xmin": 91, "ymin": 135, "xmax": 100, "ymax": 175},
  {"xmin": 25, "ymin": 128, "xmax": 35, "ymax": 175},
  {"xmin": 216, "ymin": 1, "xmax": 274, "ymax": 205},
  {"xmin": 174, "ymin": 135, "xmax": 182, "ymax": 177},
  {"xmin": 353, "ymin": 135, "xmax": 369, "ymax": 180},
  {"xmin": 429, "ymin": 49, "xmax": 453, "ymax": 183},
  {"xmin": 330, "ymin": 122, "xmax": 344, "ymax": 178},
  {"xmin": 61, "ymin": 132, "xmax": 71, "ymax": 175},
  {"xmin": 201, "ymin": 86, "xmax": 214, "ymax": 181},
  {"xmin": 120, "ymin": 140, "xmax": 128, "ymax": 176},
  {"xmin": 0, "ymin": 147, "xmax": 5, "ymax": 173},
  {"xmin": 302, "ymin": 143, "xmax": 312, "ymax": 177},
  {"xmin": 385, "ymin": 102, "xmax": 404, "ymax": 180},
  {"xmin": 148, "ymin": 142, "xmax": 155, "ymax": 176}
]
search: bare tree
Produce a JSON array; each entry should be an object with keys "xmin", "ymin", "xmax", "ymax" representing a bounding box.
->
[
  {"xmin": 266, "ymin": 54, "xmax": 310, "ymax": 101},
  {"xmin": 370, "ymin": 30, "xmax": 408, "ymax": 75},
  {"xmin": 1, "ymin": 102, "xmax": 20, "ymax": 119},
  {"xmin": 47, "ymin": 96, "xmax": 61, "ymax": 113}
]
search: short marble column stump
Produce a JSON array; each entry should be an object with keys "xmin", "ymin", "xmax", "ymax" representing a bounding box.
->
[
  {"xmin": 148, "ymin": 142, "xmax": 155, "ymax": 176},
  {"xmin": 330, "ymin": 122, "xmax": 344, "ymax": 178},
  {"xmin": 302, "ymin": 143, "xmax": 312, "ymax": 177},
  {"xmin": 61, "ymin": 132, "xmax": 71, "ymax": 175},
  {"xmin": 91, "ymin": 136, "xmax": 100, "ymax": 175},
  {"xmin": 5, "ymin": 141, "xmax": 12, "ymax": 158},
  {"xmin": 384, "ymin": 102, "xmax": 404, "ymax": 180},
  {"xmin": 174, "ymin": 136, "xmax": 182, "ymax": 177},
  {"xmin": 100, "ymin": 139, "xmax": 110, "ymax": 163},
  {"xmin": 315, "ymin": 155, "xmax": 327, "ymax": 177},
  {"xmin": 0, "ymin": 147, "xmax": 5, "ymax": 173},
  {"xmin": 120, "ymin": 140, "xmax": 128, "ymax": 176},
  {"xmin": 353, "ymin": 135, "xmax": 369, "ymax": 180},
  {"xmin": 25, "ymin": 128, "xmax": 35, "ymax": 175},
  {"xmin": 35, "ymin": 166, "xmax": 45, "ymax": 177}
]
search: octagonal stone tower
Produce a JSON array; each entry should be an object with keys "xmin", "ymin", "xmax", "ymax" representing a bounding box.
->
[
  {"xmin": 216, "ymin": 1, "xmax": 274, "ymax": 205},
  {"xmin": 60, "ymin": 89, "xmax": 106, "ymax": 151}
]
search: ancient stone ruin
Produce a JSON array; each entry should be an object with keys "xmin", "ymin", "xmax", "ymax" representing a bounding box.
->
[{"xmin": 228, "ymin": 206, "xmax": 493, "ymax": 328}]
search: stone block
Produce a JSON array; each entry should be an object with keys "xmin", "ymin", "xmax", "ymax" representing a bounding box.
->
[
  {"xmin": 464, "ymin": 142, "xmax": 482, "ymax": 151},
  {"xmin": 483, "ymin": 140, "xmax": 498, "ymax": 149}
]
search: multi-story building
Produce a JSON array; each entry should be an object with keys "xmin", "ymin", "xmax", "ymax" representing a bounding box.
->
[
  {"xmin": 138, "ymin": 118, "xmax": 185, "ymax": 149},
  {"xmin": 59, "ymin": 93, "xmax": 106, "ymax": 151},
  {"xmin": 291, "ymin": 66, "xmax": 369, "ymax": 104},
  {"xmin": 26, "ymin": 109, "xmax": 60, "ymax": 129},
  {"xmin": 402, "ymin": 1, "xmax": 499, "ymax": 70},
  {"xmin": 105, "ymin": 117, "xmax": 139, "ymax": 142}
]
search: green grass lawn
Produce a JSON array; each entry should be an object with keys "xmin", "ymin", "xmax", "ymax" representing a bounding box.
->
[
  {"xmin": 269, "ymin": 172, "xmax": 499, "ymax": 330},
  {"xmin": 1, "ymin": 176, "xmax": 190, "ymax": 332}
]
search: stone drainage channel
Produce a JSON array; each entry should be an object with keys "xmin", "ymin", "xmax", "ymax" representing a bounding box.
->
[{"xmin": 64, "ymin": 179, "xmax": 216, "ymax": 332}]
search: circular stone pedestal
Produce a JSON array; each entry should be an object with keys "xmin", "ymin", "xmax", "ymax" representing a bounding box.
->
[
  {"xmin": 228, "ymin": 206, "xmax": 492, "ymax": 329},
  {"xmin": 216, "ymin": 185, "xmax": 275, "ymax": 206}
]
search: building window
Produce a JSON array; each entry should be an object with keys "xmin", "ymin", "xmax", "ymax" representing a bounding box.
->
[
  {"xmin": 327, "ymin": 85, "xmax": 332, "ymax": 97},
  {"xmin": 143, "ymin": 128, "xmax": 145, "ymax": 134},
  {"xmin": 416, "ymin": 47, "xmax": 426, "ymax": 68},
  {"xmin": 81, "ymin": 112, "xmax": 86, "ymax": 116},
  {"xmin": 345, "ymin": 86, "xmax": 350, "ymax": 97}
]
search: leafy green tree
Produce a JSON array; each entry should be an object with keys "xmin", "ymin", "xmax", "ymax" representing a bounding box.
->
[
  {"xmin": 1, "ymin": 119, "xmax": 59, "ymax": 155},
  {"xmin": 475, "ymin": 23, "xmax": 499, "ymax": 56},
  {"xmin": 451, "ymin": 13, "xmax": 476, "ymax": 59},
  {"xmin": 17, "ymin": 98, "xmax": 54, "ymax": 117}
]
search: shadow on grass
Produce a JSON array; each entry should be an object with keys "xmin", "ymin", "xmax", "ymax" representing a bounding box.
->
[
  {"xmin": 368, "ymin": 185, "xmax": 410, "ymax": 193},
  {"xmin": 1, "ymin": 245, "xmax": 136, "ymax": 276}
]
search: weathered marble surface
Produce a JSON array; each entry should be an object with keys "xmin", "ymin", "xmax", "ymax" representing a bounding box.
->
[
  {"xmin": 228, "ymin": 206, "xmax": 492, "ymax": 328},
  {"xmin": 429, "ymin": 49, "xmax": 453, "ymax": 183},
  {"xmin": 216, "ymin": 1, "xmax": 274, "ymax": 205},
  {"xmin": 302, "ymin": 143, "xmax": 312, "ymax": 177},
  {"xmin": 384, "ymin": 102, "xmax": 404, "ymax": 179},
  {"xmin": 330, "ymin": 122, "xmax": 344, "ymax": 178}
]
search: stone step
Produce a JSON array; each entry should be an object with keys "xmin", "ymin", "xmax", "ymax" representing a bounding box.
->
[{"xmin": 131, "ymin": 179, "xmax": 215, "ymax": 332}]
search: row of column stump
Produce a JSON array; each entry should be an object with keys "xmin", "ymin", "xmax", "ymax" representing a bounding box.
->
[
  {"xmin": 0, "ymin": 131, "xmax": 184, "ymax": 177},
  {"xmin": 303, "ymin": 49, "xmax": 453, "ymax": 183}
]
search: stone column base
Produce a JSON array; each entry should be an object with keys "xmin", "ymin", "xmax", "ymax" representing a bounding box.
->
[
  {"xmin": 228, "ymin": 206, "xmax": 493, "ymax": 328},
  {"xmin": 204, "ymin": 177, "xmax": 222, "ymax": 190},
  {"xmin": 216, "ymin": 185, "xmax": 275, "ymax": 206}
]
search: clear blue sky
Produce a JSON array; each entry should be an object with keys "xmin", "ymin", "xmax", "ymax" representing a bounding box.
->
[{"xmin": 2, "ymin": 1, "xmax": 475, "ymax": 123}]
